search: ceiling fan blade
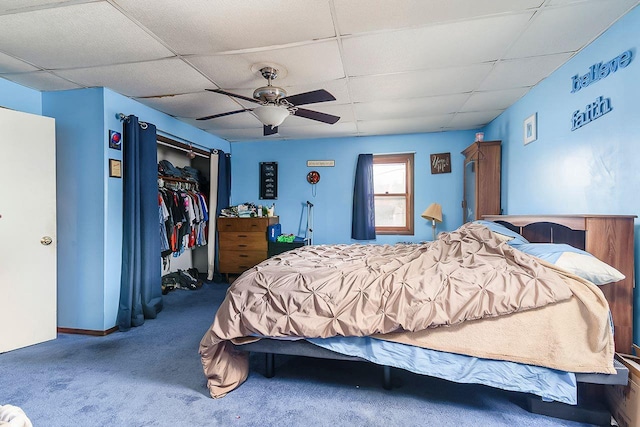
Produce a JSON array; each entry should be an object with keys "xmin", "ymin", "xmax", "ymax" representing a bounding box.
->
[
  {"xmin": 263, "ymin": 125, "xmax": 279, "ymax": 136},
  {"xmin": 206, "ymin": 88, "xmax": 260, "ymax": 104},
  {"xmin": 293, "ymin": 108, "xmax": 340, "ymax": 124},
  {"xmin": 282, "ymin": 89, "xmax": 336, "ymax": 106},
  {"xmin": 196, "ymin": 109, "xmax": 252, "ymax": 121}
]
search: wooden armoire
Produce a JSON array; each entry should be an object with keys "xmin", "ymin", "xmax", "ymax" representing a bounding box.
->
[{"xmin": 461, "ymin": 140, "xmax": 501, "ymax": 222}]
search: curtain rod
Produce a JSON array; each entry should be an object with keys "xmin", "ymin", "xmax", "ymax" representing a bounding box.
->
[{"xmin": 116, "ymin": 112, "xmax": 220, "ymax": 155}]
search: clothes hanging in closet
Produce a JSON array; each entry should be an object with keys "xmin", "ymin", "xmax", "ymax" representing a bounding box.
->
[{"xmin": 159, "ymin": 187, "xmax": 208, "ymax": 258}]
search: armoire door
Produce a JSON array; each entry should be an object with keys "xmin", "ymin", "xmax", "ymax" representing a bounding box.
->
[{"xmin": 0, "ymin": 107, "xmax": 57, "ymax": 353}]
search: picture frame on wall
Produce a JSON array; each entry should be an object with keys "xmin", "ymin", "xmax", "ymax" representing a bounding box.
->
[{"xmin": 523, "ymin": 113, "xmax": 537, "ymax": 145}]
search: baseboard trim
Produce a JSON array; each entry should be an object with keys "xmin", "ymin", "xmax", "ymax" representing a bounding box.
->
[{"xmin": 57, "ymin": 326, "xmax": 118, "ymax": 336}]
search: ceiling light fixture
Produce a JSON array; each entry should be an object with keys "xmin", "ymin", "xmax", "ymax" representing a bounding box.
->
[{"xmin": 253, "ymin": 104, "xmax": 290, "ymax": 128}]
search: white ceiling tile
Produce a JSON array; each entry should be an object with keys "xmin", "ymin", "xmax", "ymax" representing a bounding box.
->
[
  {"xmin": 117, "ymin": 0, "xmax": 335, "ymax": 54},
  {"xmin": 0, "ymin": 53, "xmax": 39, "ymax": 73},
  {"xmin": 0, "ymin": 2, "xmax": 172, "ymax": 69},
  {"xmin": 460, "ymin": 88, "xmax": 529, "ymax": 112},
  {"xmin": 56, "ymin": 59, "xmax": 212, "ymax": 98},
  {"xmin": 135, "ymin": 92, "xmax": 246, "ymax": 119},
  {"xmin": 277, "ymin": 122, "xmax": 358, "ymax": 139},
  {"xmin": 188, "ymin": 41, "xmax": 344, "ymax": 89},
  {"xmin": 335, "ymin": 0, "xmax": 544, "ymax": 35},
  {"xmin": 358, "ymin": 115, "xmax": 455, "ymax": 136},
  {"xmin": 186, "ymin": 112, "xmax": 263, "ymax": 130},
  {"xmin": 448, "ymin": 110, "xmax": 505, "ymax": 128},
  {"xmin": 0, "ymin": 0, "xmax": 87, "ymax": 14},
  {"xmin": 349, "ymin": 64, "xmax": 493, "ymax": 103},
  {"xmin": 354, "ymin": 94, "xmax": 470, "ymax": 121},
  {"xmin": 504, "ymin": 1, "xmax": 639, "ymax": 59},
  {"xmin": 2, "ymin": 71, "xmax": 82, "ymax": 91},
  {"xmin": 479, "ymin": 53, "xmax": 574, "ymax": 90},
  {"xmin": 210, "ymin": 128, "xmax": 275, "ymax": 142},
  {"xmin": 342, "ymin": 13, "xmax": 533, "ymax": 76}
]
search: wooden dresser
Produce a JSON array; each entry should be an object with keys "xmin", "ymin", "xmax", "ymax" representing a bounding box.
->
[
  {"xmin": 484, "ymin": 214, "xmax": 636, "ymax": 354},
  {"xmin": 218, "ymin": 216, "xmax": 279, "ymax": 276}
]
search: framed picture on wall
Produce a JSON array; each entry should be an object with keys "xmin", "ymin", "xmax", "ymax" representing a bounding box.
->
[{"xmin": 524, "ymin": 113, "xmax": 537, "ymax": 145}]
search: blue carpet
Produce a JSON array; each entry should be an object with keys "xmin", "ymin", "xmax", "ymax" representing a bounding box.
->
[{"xmin": 0, "ymin": 282, "xmax": 597, "ymax": 426}]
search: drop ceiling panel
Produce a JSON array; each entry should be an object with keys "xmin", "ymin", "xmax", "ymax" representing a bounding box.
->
[
  {"xmin": 134, "ymin": 92, "xmax": 245, "ymax": 119},
  {"xmin": 0, "ymin": 53, "xmax": 39, "ymax": 73},
  {"xmin": 277, "ymin": 122, "xmax": 358, "ymax": 139},
  {"xmin": 2, "ymin": 71, "xmax": 81, "ymax": 91},
  {"xmin": 335, "ymin": 0, "xmax": 544, "ymax": 34},
  {"xmin": 0, "ymin": 2, "xmax": 173, "ymax": 69},
  {"xmin": 460, "ymin": 88, "xmax": 529, "ymax": 112},
  {"xmin": 448, "ymin": 110, "xmax": 505, "ymax": 128},
  {"xmin": 349, "ymin": 64, "xmax": 494, "ymax": 103},
  {"xmin": 358, "ymin": 115, "xmax": 455, "ymax": 136},
  {"xmin": 0, "ymin": 0, "xmax": 84, "ymax": 14},
  {"xmin": 210, "ymin": 128, "xmax": 274, "ymax": 142},
  {"xmin": 185, "ymin": 112, "xmax": 263, "ymax": 130},
  {"xmin": 504, "ymin": 1, "xmax": 639, "ymax": 59},
  {"xmin": 56, "ymin": 59, "xmax": 212, "ymax": 98},
  {"xmin": 342, "ymin": 13, "xmax": 533, "ymax": 76},
  {"xmin": 354, "ymin": 94, "xmax": 470, "ymax": 121},
  {"xmin": 479, "ymin": 53, "xmax": 574, "ymax": 91},
  {"xmin": 188, "ymin": 41, "xmax": 344, "ymax": 89},
  {"xmin": 117, "ymin": 0, "xmax": 335, "ymax": 55}
]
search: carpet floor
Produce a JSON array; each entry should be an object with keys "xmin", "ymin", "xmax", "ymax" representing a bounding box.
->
[{"xmin": 0, "ymin": 281, "xmax": 600, "ymax": 426}]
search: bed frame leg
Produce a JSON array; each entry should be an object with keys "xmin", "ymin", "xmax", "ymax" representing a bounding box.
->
[
  {"xmin": 383, "ymin": 365, "xmax": 392, "ymax": 390},
  {"xmin": 265, "ymin": 353, "xmax": 275, "ymax": 378}
]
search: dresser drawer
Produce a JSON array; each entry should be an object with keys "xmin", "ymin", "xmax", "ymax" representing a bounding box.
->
[
  {"xmin": 219, "ymin": 232, "xmax": 268, "ymax": 251},
  {"xmin": 219, "ymin": 250, "xmax": 266, "ymax": 273},
  {"xmin": 218, "ymin": 217, "xmax": 278, "ymax": 232}
]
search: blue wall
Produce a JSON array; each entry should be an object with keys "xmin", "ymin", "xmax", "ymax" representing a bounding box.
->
[
  {"xmin": 40, "ymin": 87, "xmax": 230, "ymax": 331},
  {"xmin": 483, "ymin": 6, "xmax": 640, "ymax": 341},
  {"xmin": 230, "ymin": 131, "xmax": 476, "ymax": 244},
  {"xmin": 0, "ymin": 78, "xmax": 41, "ymax": 115}
]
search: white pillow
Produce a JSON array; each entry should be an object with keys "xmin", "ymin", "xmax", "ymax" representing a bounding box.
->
[{"xmin": 554, "ymin": 251, "xmax": 625, "ymax": 285}]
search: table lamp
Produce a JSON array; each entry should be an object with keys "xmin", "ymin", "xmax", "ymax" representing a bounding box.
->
[{"xmin": 421, "ymin": 203, "xmax": 443, "ymax": 240}]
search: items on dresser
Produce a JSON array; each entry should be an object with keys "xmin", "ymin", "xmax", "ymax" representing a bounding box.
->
[
  {"xmin": 218, "ymin": 216, "xmax": 279, "ymax": 276},
  {"xmin": 461, "ymin": 140, "xmax": 501, "ymax": 223}
]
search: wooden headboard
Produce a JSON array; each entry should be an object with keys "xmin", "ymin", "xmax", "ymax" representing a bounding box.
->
[{"xmin": 484, "ymin": 214, "xmax": 636, "ymax": 354}]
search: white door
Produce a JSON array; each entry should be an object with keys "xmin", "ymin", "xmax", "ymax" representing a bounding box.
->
[{"xmin": 0, "ymin": 107, "xmax": 57, "ymax": 353}]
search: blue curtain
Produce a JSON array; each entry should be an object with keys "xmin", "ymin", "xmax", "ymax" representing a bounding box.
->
[
  {"xmin": 214, "ymin": 150, "xmax": 231, "ymax": 274},
  {"xmin": 351, "ymin": 154, "xmax": 376, "ymax": 240},
  {"xmin": 117, "ymin": 115, "xmax": 163, "ymax": 331}
]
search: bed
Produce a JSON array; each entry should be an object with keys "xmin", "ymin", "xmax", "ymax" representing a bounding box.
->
[{"xmin": 200, "ymin": 214, "xmax": 636, "ymax": 424}]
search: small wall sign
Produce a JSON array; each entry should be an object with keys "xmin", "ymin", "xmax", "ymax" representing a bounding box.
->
[
  {"xmin": 307, "ymin": 160, "xmax": 335, "ymax": 167},
  {"xmin": 524, "ymin": 113, "xmax": 537, "ymax": 144},
  {"xmin": 109, "ymin": 130, "xmax": 122, "ymax": 150},
  {"xmin": 430, "ymin": 153, "xmax": 451, "ymax": 174},
  {"xmin": 259, "ymin": 162, "xmax": 278, "ymax": 200},
  {"xmin": 109, "ymin": 159, "xmax": 122, "ymax": 178}
]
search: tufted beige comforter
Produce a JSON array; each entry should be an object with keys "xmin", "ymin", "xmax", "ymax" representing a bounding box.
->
[{"xmin": 200, "ymin": 223, "xmax": 615, "ymax": 398}]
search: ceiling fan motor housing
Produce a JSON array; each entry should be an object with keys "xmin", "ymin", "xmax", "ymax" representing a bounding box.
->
[{"xmin": 253, "ymin": 85, "xmax": 287, "ymax": 103}]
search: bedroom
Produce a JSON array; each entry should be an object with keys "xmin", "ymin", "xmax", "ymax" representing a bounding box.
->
[{"xmin": 1, "ymin": 1, "xmax": 640, "ymax": 426}]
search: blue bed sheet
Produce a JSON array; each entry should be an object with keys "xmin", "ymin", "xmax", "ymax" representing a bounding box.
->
[{"xmin": 307, "ymin": 336, "xmax": 577, "ymax": 405}]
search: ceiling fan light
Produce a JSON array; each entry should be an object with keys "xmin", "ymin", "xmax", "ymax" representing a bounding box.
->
[{"xmin": 254, "ymin": 105, "xmax": 289, "ymax": 127}]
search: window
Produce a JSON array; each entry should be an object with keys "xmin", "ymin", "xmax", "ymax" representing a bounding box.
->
[{"xmin": 373, "ymin": 153, "xmax": 414, "ymax": 235}]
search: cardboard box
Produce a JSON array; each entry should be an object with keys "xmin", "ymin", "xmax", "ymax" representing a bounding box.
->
[{"xmin": 606, "ymin": 353, "xmax": 640, "ymax": 427}]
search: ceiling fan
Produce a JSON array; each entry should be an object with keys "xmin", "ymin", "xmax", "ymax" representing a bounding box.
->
[{"xmin": 197, "ymin": 67, "xmax": 340, "ymax": 136}]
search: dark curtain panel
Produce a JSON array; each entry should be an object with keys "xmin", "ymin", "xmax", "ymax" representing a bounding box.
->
[
  {"xmin": 351, "ymin": 153, "xmax": 376, "ymax": 240},
  {"xmin": 117, "ymin": 115, "xmax": 163, "ymax": 331},
  {"xmin": 214, "ymin": 151, "xmax": 231, "ymax": 274}
]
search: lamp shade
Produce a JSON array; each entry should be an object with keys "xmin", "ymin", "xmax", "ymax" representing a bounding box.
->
[
  {"xmin": 253, "ymin": 105, "xmax": 289, "ymax": 127},
  {"xmin": 421, "ymin": 203, "xmax": 442, "ymax": 223}
]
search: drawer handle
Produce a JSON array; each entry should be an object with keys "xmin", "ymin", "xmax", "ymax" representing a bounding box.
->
[
  {"xmin": 238, "ymin": 244, "xmax": 247, "ymax": 248},
  {"xmin": 239, "ymin": 254, "xmax": 248, "ymax": 258},
  {"xmin": 237, "ymin": 234, "xmax": 248, "ymax": 238}
]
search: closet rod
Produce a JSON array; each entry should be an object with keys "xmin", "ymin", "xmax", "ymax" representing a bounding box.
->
[
  {"xmin": 116, "ymin": 112, "xmax": 219, "ymax": 156},
  {"xmin": 156, "ymin": 140, "xmax": 211, "ymax": 159}
]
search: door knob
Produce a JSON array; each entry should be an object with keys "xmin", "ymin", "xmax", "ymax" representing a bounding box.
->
[{"xmin": 41, "ymin": 236, "xmax": 53, "ymax": 245}]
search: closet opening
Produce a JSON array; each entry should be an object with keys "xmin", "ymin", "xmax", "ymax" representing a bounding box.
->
[{"xmin": 157, "ymin": 134, "xmax": 212, "ymax": 289}]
